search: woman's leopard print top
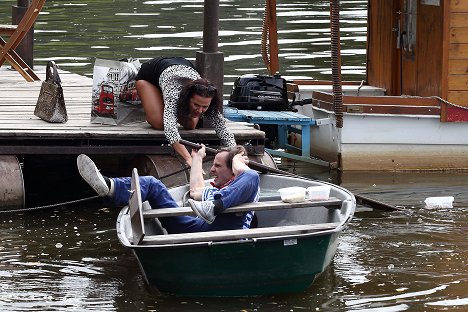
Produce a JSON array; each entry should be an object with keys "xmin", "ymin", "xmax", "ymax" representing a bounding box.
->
[{"xmin": 159, "ymin": 65, "xmax": 236, "ymax": 147}]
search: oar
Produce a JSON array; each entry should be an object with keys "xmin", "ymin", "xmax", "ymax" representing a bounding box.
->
[{"xmin": 179, "ymin": 139, "xmax": 403, "ymax": 212}]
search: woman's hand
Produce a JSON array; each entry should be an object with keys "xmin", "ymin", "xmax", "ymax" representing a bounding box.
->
[{"xmin": 172, "ymin": 141, "xmax": 192, "ymax": 167}]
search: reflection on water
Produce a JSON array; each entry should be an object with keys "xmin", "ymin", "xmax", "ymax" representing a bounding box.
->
[
  {"xmin": 1, "ymin": 0, "xmax": 467, "ymax": 311},
  {"xmin": 1, "ymin": 0, "xmax": 367, "ymax": 95}
]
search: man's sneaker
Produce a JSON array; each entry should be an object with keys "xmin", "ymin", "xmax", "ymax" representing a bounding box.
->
[
  {"xmin": 188, "ymin": 199, "xmax": 216, "ymax": 224},
  {"xmin": 77, "ymin": 154, "xmax": 109, "ymax": 197}
]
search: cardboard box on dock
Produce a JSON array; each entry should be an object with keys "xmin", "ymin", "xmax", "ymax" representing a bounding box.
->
[{"xmin": 91, "ymin": 58, "xmax": 146, "ymax": 125}]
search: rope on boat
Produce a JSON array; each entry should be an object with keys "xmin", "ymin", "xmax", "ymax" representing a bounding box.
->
[
  {"xmin": 330, "ymin": 0, "xmax": 344, "ymax": 128},
  {"xmin": 0, "ymin": 195, "xmax": 101, "ymax": 214},
  {"xmin": 261, "ymin": 0, "xmax": 271, "ymax": 73}
]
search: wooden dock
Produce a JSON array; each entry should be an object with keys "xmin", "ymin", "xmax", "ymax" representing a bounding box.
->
[
  {"xmin": 0, "ymin": 66, "xmax": 268, "ymax": 208},
  {"xmin": 0, "ymin": 66, "xmax": 265, "ymax": 155}
]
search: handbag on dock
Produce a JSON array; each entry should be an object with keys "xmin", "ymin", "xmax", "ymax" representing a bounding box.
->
[
  {"xmin": 90, "ymin": 58, "xmax": 145, "ymax": 125},
  {"xmin": 34, "ymin": 61, "xmax": 68, "ymax": 123}
]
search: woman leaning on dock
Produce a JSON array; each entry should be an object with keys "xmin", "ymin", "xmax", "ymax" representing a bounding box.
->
[{"xmin": 135, "ymin": 57, "xmax": 236, "ymax": 167}]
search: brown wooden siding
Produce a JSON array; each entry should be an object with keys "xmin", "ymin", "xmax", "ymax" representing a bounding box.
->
[
  {"xmin": 312, "ymin": 91, "xmax": 441, "ymax": 116},
  {"xmin": 366, "ymin": 0, "xmax": 400, "ymax": 95},
  {"xmin": 448, "ymin": 0, "xmax": 468, "ymax": 105},
  {"xmin": 416, "ymin": 3, "xmax": 443, "ymax": 97}
]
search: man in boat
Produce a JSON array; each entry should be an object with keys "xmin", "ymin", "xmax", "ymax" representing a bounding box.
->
[{"xmin": 76, "ymin": 145, "xmax": 260, "ymax": 233}]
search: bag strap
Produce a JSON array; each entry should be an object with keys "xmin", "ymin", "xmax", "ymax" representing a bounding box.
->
[{"xmin": 46, "ymin": 61, "xmax": 62, "ymax": 85}]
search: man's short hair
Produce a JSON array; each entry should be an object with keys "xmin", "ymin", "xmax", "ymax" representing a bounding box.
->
[{"xmin": 218, "ymin": 145, "xmax": 247, "ymax": 170}]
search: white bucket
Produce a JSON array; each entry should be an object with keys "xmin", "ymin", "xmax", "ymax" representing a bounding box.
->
[
  {"xmin": 307, "ymin": 185, "xmax": 331, "ymax": 201},
  {"xmin": 424, "ymin": 196, "xmax": 454, "ymax": 208},
  {"xmin": 278, "ymin": 187, "xmax": 307, "ymax": 203}
]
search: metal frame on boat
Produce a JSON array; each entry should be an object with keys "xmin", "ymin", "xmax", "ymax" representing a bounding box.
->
[{"xmin": 116, "ymin": 169, "xmax": 356, "ymax": 297}]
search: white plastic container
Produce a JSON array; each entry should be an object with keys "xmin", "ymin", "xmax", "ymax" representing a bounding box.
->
[
  {"xmin": 307, "ymin": 185, "xmax": 331, "ymax": 200},
  {"xmin": 278, "ymin": 187, "xmax": 307, "ymax": 203},
  {"xmin": 424, "ymin": 196, "xmax": 454, "ymax": 208}
]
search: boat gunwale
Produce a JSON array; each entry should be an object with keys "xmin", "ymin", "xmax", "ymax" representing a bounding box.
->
[
  {"xmin": 116, "ymin": 174, "xmax": 356, "ymax": 249},
  {"xmin": 116, "ymin": 208, "xmax": 349, "ymax": 249},
  {"xmin": 310, "ymin": 104, "xmax": 441, "ymax": 119}
]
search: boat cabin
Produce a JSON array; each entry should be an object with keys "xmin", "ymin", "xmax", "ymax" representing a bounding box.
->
[
  {"xmin": 367, "ymin": 0, "xmax": 468, "ymax": 120},
  {"xmin": 285, "ymin": 0, "xmax": 468, "ymax": 170}
]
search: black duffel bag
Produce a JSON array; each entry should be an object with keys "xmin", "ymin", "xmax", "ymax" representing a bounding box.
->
[{"xmin": 228, "ymin": 73, "xmax": 289, "ymax": 111}]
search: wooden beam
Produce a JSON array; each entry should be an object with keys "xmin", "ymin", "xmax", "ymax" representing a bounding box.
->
[
  {"xmin": 129, "ymin": 168, "xmax": 145, "ymax": 245},
  {"xmin": 448, "ymin": 91, "xmax": 468, "ymax": 105},
  {"xmin": 142, "ymin": 197, "xmax": 343, "ymax": 218},
  {"xmin": 451, "ymin": 0, "xmax": 468, "ymax": 12},
  {"xmin": 142, "ymin": 222, "xmax": 341, "ymax": 245}
]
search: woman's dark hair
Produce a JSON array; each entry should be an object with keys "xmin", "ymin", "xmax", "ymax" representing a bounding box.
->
[
  {"xmin": 177, "ymin": 78, "xmax": 221, "ymax": 125},
  {"xmin": 218, "ymin": 145, "xmax": 247, "ymax": 170}
]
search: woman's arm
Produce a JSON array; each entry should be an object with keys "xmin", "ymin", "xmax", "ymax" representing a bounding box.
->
[
  {"xmin": 173, "ymin": 141, "xmax": 192, "ymax": 167},
  {"xmin": 209, "ymin": 111, "xmax": 236, "ymax": 147},
  {"xmin": 161, "ymin": 82, "xmax": 193, "ymax": 166}
]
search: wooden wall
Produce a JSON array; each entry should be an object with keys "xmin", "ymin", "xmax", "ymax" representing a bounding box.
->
[
  {"xmin": 414, "ymin": 2, "xmax": 443, "ymax": 97},
  {"xmin": 366, "ymin": 0, "xmax": 400, "ymax": 96},
  {"xmin": 445, "ymin": 0, "xmax": 468, "ymax": 105},
  {"xmin": 367, "ymin": 0, "xmax": 468, "ymax": 107}
]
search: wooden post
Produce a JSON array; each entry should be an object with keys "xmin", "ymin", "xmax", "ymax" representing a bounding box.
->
[
  {"xmin": 196, "ymin": 0, "xmax": 224, "ymax": 94},
  {"xmin": 267, "ymin": 0, "xmax": 279, "ymax": 75},
  {"xmin": 12, "ymin": 0, "xmax": 34, "ymax": 68},
  {"xmin": 196, "ymin": 0, "xmax": 224, "ymax": 125}
]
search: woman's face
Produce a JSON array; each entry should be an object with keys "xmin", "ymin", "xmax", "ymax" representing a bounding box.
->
[{"xmin": 188, "ymin": 94, "xmax": 212, "ymax": 118}]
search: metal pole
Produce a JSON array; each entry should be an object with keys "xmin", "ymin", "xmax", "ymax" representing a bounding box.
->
[{"xmin": 12, "ymin": 0, "xmax": 34, "ymax": 68}]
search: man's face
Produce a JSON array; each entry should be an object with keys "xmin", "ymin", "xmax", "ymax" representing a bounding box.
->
[{"xmin": 210, "ymin": 151, "xmax": 234, "ymax": 188}]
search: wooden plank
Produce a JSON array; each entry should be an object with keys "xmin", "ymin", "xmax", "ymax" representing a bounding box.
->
[
  {"xmin": 449, "ymin": 43, "xmax": 468, "ymax": 59},
  {"xmin": 451, "ymin": 13, "xmax": 468, "ymax": 27},
  {"xmin": 0, "ymin": 145, "xmax": 174, "ymax": 155},
  {"xmin": 448, "ymin": 59, "xmax": 468, "ymax": 74},
  {"xmin": 0, "ymin": 66, "xmax": 266, "ymax": 152},
  {"xmin": 312, "ymin": 91, "xmax": 441, "ymax": 106},
  {"xmin": 448, "ymin": 91, "xmax": 468, "ymax": 105},
  {"xmin": 129, "ymin": 168, "xmax": 145, "ymax": 245},
  {"xmin": 417, "ymin": 3, "xmax": 443, "ymax": 98},
  {"xmin": 366, "ymin": 0, "xmax": 400, "ymax": 95},
  {"xmin": 345, "ymin": 105, "xmax": 440, "ymax": 115},
  {"xmin": 448, "ymin": 75, "xmax": 468, "ymax": 90},
  {"xmin": 312, "ymin": 92, "xmax": 441, "ymax": 115},
  {"xmin": 143, "ymin": 197, "xmax": 343, "ymax": 218},
  {"xmin": 450, "ymin": 28, "xmax": 468, "ymax": 44},
  {"xmin": 142, "ymin": 222, "xmax": 341, "ymax": 245},
  {"xmin": 451, "ymin": 0, "xmax": 468, "ymax": 12}
]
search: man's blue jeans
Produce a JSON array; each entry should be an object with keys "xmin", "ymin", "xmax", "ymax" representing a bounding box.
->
[{"xmin": 108, "ymin": 173, "xmax": 258, "ymax": 234}]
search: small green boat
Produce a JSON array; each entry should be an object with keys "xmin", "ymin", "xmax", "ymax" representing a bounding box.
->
[{"xmin": 116, "ymin": 169, "xmax": 355, "ymax": 297}]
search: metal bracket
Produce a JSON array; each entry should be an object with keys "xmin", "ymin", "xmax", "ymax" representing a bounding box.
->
[{"xmin": 314, "ymin": 118, "xmax": 333, "ymax": 126}]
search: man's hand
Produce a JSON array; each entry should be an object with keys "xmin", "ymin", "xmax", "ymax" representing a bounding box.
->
[
  {"xmin": 191, "ymin": 144, "xmax": 206, "ymax": 160},
  {"xmin": 232, "ymin": 151, "xmax": 250, "ymax": 176}
]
